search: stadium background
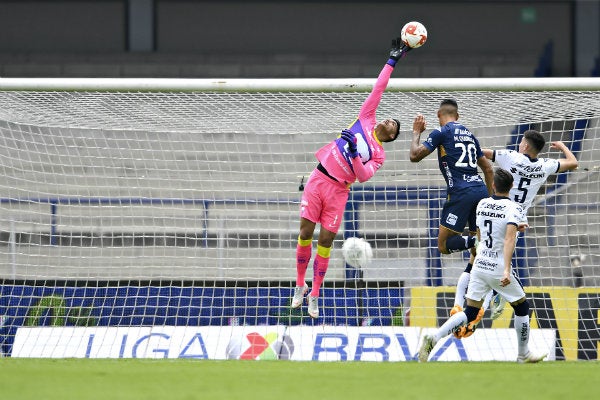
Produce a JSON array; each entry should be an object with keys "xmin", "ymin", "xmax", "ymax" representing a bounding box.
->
[
  {"xmin": 0, "ymin": 0, "xmax": 597, "ymax": 78},
  {"xmin": 0, "ymin": 0, "xmax": 599, "ymax": 362}
]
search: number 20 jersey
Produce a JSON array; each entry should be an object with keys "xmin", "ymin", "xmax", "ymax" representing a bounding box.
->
[
  {"xmin": 492, "ymin": 149, "xmax": 560, "ymax": 215},
  {"xmin": 422, "ymin": 121, "xmax": 485, "ymax": 194}
]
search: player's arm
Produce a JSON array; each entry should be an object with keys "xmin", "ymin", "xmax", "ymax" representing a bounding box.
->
[
  {"xmin": 340, "ymin": 129, "xmax": 380, "ymax": 182},
  {"xmin": 477, "ymin": 155, "xmax": 494, "ymax": 195},
  {"xmin": 351, "ymin": 157, "xmax": 381, "ymax": 183},
  {"xmin": 409, "ymin": 114, "xmax": 430, "ymax": 162},
  {"xmin": 358, "ymin": 38, "xmax": 406, "ymax": 120},
  {"xmin": 482, "ymin": 148, "xmax": 494, "ymax": 160},
  {"xmin": 551, "ymin": 141, "xmax": 579, "ymax": 172},
  {"xmin": 500, "ymin": 223, "xmax": 518, "ymax": 287}
]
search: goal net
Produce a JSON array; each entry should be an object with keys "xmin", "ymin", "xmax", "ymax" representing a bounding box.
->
[{"xmin": 0, "ymin": 77, "xmax": 598, "ymax": 361}]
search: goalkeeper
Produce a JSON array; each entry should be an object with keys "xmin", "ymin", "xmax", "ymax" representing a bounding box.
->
[{"xmin": 291, "ymin": 36, "xmax": 420, "ymax": 319}]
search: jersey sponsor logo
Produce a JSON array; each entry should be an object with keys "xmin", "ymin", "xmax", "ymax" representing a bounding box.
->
[
  {"xmin": 331, "ymin": 144, "xmax": 352, "ymax": 175},
  {"xmin": 481, "ymin": 202, "xmax": 507, "ymax": 211},
  {"xmin": 474, "ymin": 259, "xmax": 497, "ymax": 271},
  {"xmin": 517, "ymin": 163, "xmax": 543, "ymax": 173},
  {"xmin": 513, "ymin": 163, "xmax": 546, "ymax": 179},
  {"xmin": 477, "ymin": 210, "xmax": 506, "ymax": 219},
  {"xmin": 463, "ymin": 174, "xmax": 482, "ymax": 183}
]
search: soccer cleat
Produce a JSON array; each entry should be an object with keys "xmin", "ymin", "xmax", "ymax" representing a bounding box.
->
[
  {"xmin": 291, "ymin": 284, "xmax": 308, "ymax": 309},
  {"xmin": 517, "ymin": 351, "xmax": 547, "ymax": 364},
  {"xmin": 490, "ymin": 293, "xmax": 507, "ymax": 320},
  {"xmin": 307, "ymin": 295, "xmax": 319, "ymax": 319},
  {"xmin": 454, "ymin": 307, "xmax": 484, "ymax": 339},
  {"xmin": 418, "ymin": 334, "xmax": 437, "ymax": 362}
]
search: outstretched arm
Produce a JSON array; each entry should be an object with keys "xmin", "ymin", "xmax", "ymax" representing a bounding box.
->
[
  {"xmin": 358, "ymin": 38, "xmax": 408, "ymax": 121},
  {"xmin": 551, "ymin": 141, "xmax": 579, "ymax": 172},
  {"xmin": 409, "ymin": 114, "xmax": 430, "ymax": 162}
]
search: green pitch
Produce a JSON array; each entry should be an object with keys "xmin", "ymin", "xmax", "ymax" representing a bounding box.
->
[{"xmin": 0, "ymin": 359, "xmax": 597, "ymax": 400}]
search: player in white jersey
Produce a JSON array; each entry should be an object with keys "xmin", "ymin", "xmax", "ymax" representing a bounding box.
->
[
  {"xmin": 418, "ymin": 168, "xmax": 547, "ymax": 363},
  {"xmin": 453, "ymin": 129, "xmax": 579, "ymax": 324},
  {"xmin": 480, "ymin": 129, "xmax": 578, "ymax": 318},
  {"xmin": 484, "ymin": 129, "xmax": 578, "ymax": 220}
]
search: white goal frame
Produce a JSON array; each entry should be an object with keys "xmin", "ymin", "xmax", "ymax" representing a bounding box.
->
[{"xmin": 2, "ymin": 76, "xmax": 600, "ymax": 92}]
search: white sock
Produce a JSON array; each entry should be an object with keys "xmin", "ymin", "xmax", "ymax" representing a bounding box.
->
[
  {"xmin": 454, "ymin": 272, "xmax": 470, "ymax": 307},
  {"xmin": 514, "ymin": 314, "xmax": 530, "ymax": 356},
  {"xmin": 482, "ymin": 290, "xmax": 494, "ymax": 311},
  {"xmin": 434, "ymin": 312, "xmax": 468, "ymax": 342}
]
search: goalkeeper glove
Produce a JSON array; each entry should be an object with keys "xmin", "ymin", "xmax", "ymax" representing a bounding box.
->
[
  {"xmin": 341, "ymin": 129, "xmax": 359, "ymax": 158},
  {"xmin": 387, "ymin": 37, "xmax": 411, "ymax": 66}
]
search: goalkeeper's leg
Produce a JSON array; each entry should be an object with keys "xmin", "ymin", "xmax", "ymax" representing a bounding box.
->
[
  {"xmin": 292, "ymin": 218, "xmax": 316, "ymax": 309},
  {"xmin": 295, "ymin": 235, "xmax": 312, "ymax": 287},
  {"xmin": 307, "ymin": 243, "xmax": 332, "ymax": 319}
]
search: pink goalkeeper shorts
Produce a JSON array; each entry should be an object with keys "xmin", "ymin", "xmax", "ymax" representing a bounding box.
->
[{"xmin": 300, "ymin": 168, "xmax": 350, "ymax": 234}]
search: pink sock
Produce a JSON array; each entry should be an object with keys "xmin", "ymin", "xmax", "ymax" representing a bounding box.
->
[
  {"xmin": 296, "ymin": 243, "xmax": 312, "ymax": 287},
  {"xmin": 310, "ymin": 254, "xmax": 330, "ymax": 297}
]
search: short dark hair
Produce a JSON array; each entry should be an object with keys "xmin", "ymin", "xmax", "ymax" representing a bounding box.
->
[
  {"xmin": 523, "ymin": 129, "xmax": 546, "ymax": 153},
  {"xmin": 439, "ymin": 98, "xmax": 458, "ymax": 117},
  {"xmin": 440, "ymin": 98, "xmax": 458, "ymax": 108},
  {"xmin": 391, "ymin": 118, "xmax": 401, "ymax": 141},
  {"xmin": 494, "ymin": 168, "xmax": 514, "ymax": 194}
]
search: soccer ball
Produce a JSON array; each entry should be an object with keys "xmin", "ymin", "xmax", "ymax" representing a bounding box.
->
[
  {"xmin": 342, "ymin": 237, "xmax": 373, "ymax": 268},
  {"xmin": 401, "ymin": 21, "xmax": 428, "ymax": 49}
]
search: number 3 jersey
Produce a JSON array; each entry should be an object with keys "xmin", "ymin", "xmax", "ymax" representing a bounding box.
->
[
  {"xmin": 473, "ymin": 195, "xmax": 526, "ymax": 276},
  {"xmin": 491, "ymin": 149, "xmax": 560, "ymax": 216},
  {"xmin": 422, "ymin": 121, "xmax": 486, "ymax": 194}
]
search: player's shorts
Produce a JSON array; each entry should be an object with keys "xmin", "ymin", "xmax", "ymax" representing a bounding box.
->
[
  {"xmin": 300, "ymin": 167, "xmax": 350, "ymax": 234},
  {"xmin": 440, "ymin": 185, "xmax": 489, "ymax": 233},
  {"xmin": 467, "ymin": 269, "xmax": 525, "ymax": 303}
]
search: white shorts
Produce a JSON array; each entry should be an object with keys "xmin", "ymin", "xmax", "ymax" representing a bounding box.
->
[{"xmin": 466, "ymin": 270, "xmax": 526, "ymax": 303}]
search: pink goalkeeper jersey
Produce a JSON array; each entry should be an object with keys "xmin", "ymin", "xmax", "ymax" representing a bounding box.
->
[{"xmin": 314, "ymin": 64, "xmax": 392, "ymax": 185}]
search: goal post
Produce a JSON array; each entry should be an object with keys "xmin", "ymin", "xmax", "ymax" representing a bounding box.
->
[{"xmin": 0, "ymin": 77, "xmax": 598, "ymax": 360}]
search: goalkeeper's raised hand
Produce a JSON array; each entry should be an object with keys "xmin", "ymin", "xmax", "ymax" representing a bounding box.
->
[
  {"xmin": 341, "ymin": 129, "xmax": 359, "ymax": 158},
  {"xmin": 387, "ymin": 37, "xmax": 410, "ymax": 66}
]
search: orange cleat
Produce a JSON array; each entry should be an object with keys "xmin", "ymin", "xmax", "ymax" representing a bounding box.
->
[{"xmin": 453, "ymin": 307, "xmax": 484, "ymax": 339}]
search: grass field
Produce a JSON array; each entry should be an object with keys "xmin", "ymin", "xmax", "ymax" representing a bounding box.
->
[{"xmin": 0, "ymin": 359, "xmax": 597, "ymax": 400}]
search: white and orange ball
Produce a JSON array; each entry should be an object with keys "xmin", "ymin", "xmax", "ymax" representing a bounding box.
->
[{"xmin": 401, "ymin": 21, "xmax": 428, "ymax": 49}]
